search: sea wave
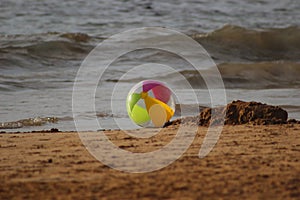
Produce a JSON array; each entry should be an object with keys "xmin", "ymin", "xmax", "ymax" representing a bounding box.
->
[
  {"xmin": 183, "ymin": 61, "xmax": 300, "ymax": 89},
  {"xmin": 1, "ymin": 25, "xmax": 300, "ymax": 63},
  {"xmin": 0, "ymin": 33, "xmax": 93, "ymax": 61},
  {"xmin": 0, "ymin": 26, "xmax": 300, "ymax": 91},
  {"xmin": 112, "ymin": 61, "xmax": 300, "ymax": 89},
  {"xmin": 193, "ymin": 25, "xmax": 300, "ymax": 62},
  {"xmin": 0, "ymin": 117, "xmax": 58, "ymax": 129},
  {"xmin": 0, "ymin": 32, "xmax": 95, "ymax": 91},
  {"xmin": 217, "ymin": 61, "xmax": 300, "ymax": 88}
]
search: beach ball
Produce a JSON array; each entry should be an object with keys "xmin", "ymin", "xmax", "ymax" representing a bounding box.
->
[{"xmin": 126, "ymin": 80, "xmax": 175, "ymax": 127}]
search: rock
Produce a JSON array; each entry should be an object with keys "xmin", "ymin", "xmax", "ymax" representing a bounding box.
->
[
  {"xmin": 50, "ymin": 128, "xmax": 59, "ymax": 132},
  {"xmin": 164, "ymin": 116, "xmax": 199, "ymax": 127},
  {"xmin": 288, "ymin": 119, "xmax": 300, "ymax": 124},
  {"xmin": 199, "ymin": 100, "xmax": 288, "ymax": 126},
  {"xmin": 166, "ymin": 100, "xmax": 292, "ymax": 127}
]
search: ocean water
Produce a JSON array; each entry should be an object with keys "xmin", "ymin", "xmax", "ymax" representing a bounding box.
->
[{"xmin": 0, "ymin": 0, "xmax": 299, "ymax": 131}]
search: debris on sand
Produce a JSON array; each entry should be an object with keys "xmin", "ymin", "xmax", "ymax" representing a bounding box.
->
[{"xmin": 166, "ymin": 100, "xmax": 299, "ymax": 127}]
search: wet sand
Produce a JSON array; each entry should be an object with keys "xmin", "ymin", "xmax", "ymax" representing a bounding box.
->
[{"xmin": 0, "ymin": 124, "xmax": 300, "ymax": 199}]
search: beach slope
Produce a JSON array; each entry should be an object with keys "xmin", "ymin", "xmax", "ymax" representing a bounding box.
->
[{"xmin": 0, "ymin": 124, "xmax": 299, "ymax": 199}]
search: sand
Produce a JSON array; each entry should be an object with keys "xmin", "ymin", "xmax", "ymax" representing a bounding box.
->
[{"xmin": 0, "ymin": 124, "xmax": 300, "ymax": 199}]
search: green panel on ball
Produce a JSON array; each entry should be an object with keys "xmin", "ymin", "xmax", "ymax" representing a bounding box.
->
[
  {"xmin": 127, "ymin": 93, "xmax": 141, "ymax": 112},
  {"xmin": 130, "ymin": 104, "xmax": 150, "ymax": 125}
]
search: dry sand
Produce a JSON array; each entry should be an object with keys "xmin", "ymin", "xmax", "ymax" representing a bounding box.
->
[{"xmin": 0, "ymin": 124, "xmax": 300, "ymax": 199}]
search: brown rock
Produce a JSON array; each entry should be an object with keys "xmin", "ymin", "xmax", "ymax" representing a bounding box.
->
[
  {"xmin": 199, "ymin": 100, "xmax": 288, "ymax": 126},
  {"xmin": 288, "ymin": 119, "xmax": 300, "ymax": 124},
  {"xmin": 166, "ymin": 100, "xmax": 292, "ymax": 127}
]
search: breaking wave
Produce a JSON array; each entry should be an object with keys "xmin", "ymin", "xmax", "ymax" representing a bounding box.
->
[{"xmin": 193, "ymin": 25, "xmax": 300, "ymax": 61}]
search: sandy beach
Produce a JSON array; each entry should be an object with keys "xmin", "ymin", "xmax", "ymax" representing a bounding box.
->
[
  {"xmin": 1, "ymin": 124, "xmax": 299, "ymax": 199},
  {"xmin": 1, "ymin": 0, "xmax": 300, "ymax": 199}
]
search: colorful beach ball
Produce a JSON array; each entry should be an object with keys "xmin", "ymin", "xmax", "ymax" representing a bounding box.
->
[{"xmin": 126, "ymin": 80, "xmax": 175, "ymax": 127}]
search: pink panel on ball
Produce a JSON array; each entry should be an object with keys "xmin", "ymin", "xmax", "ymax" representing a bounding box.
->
[
  {"xmin": 152, "ymin": 85, "xmax": 171, "ymax": 103},
  {"xmin": 142, "ymin": 80, "xmax": 162, "ymax": 92}
]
